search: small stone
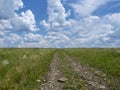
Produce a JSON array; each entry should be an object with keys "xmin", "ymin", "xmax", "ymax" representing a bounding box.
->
[
  {"xmin": 88, "ymin": 82, "xmax": 92, "ymax": 85},
  {"xmin": 58, "ymin": 77, "xmax": 68, "ymax": 82},
  {"xmin": 85, "ymin": 72, "xmax": 88, "ymax": 74},
  {"xmin": 37, "ymin": 80, "xmax": 41, "ymax": 83},
  {"xmin": 99, "ymin": 85, "xmax": 105, "ymax": 89},
  {"xmin": 102, "ymin": 74, "xmax": 106, "ymax": 77},
  {"xmin": 49, "ymin": 83, "xmax": 54, "ymax": 88},
  {"xmin": 49, "ymin": 81, "xmax": 54, "ymax": 83},
  {"xmin": 94, "ymin": 71, "xmax": 106, "ymax": 77},
  {"xmin": 43, "ymin": 80, "xmax": 46, "ymax": 82},
  {"xmin": 85, "ymin": 85, "xmax": 88, "ymax": 87},
  {"xmin": 94, "ymin": 71, "xmax": 102, "ymax": 76},
  {"xmin": 22, "ymin": 55, "xmax": 27, "ymax": 59},
  {"xmin": 2, "ymin": 60, "xmax": 9, "ymax": 65}
]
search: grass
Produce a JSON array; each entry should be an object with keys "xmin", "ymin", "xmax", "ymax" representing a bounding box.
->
[
  {"xmin": 58, "ymin": 50, "xmax": 86, "ymax": 90},
  {"xmin": 64, "ymin": 48, "xmax": 120, "ymax": 89},
  {"xmin": 1, "ymin": 48, "xmax": 120, "ymax": 90},
  {"xmin": 0, "ymin": 48, "xmax": 56, "ymax": 90}
]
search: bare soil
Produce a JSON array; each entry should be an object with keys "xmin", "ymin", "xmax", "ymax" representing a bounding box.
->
[
  {"xmin": 40, "ymin": 52, "xmax": 110, "ymax": 90},
  {"xmin": 40, "ymin": 53, "xmax": 64, "ymax": 90}
]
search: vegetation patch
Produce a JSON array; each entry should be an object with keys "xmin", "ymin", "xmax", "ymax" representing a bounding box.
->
[
  {"xmin": 58, "ymin": 51, "xmax": 86, "ymax": 90},
  {"xmin": 64, "ymin": 48, "xmax": 120, "ymax": 89},
  {"xmin": 0, "ymin": 48, "xmax": 56, "ymax": 90}
]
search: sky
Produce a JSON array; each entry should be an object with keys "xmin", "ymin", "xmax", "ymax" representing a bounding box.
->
[{"xmin": 0, "ymin": 0, "xmax": 120, "ymax": 48}]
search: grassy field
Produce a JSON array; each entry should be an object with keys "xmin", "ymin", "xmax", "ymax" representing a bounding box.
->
[
  {"xmin": 0, "ymin": 48, "xmax": 120, "ymax": 90},
  {"xmin": 64, "ymin": 48, "xmax": 120, "ymax": 89},
  {"xmin": 0, "ymin": 48, "xmax": 56, "ymax": 90}
]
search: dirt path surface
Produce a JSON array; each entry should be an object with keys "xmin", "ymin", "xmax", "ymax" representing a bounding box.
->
[
  {"xmin": 40, "ymin": 53, "xmax": 64, "ymax": 90},
  {"xmin": 64, "ymin": 53, "xmax": 109, "ymax": 90},
  {"xmin": 40, "ymin": 52, "xmax": 110, "ymax": 90}
]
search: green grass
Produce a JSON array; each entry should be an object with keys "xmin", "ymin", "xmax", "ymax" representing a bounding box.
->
[
  {"xmin": 64, "ymin": 48, "xmax": 120, "ymax": 89},
  {"xmin": 0, "ymin": 48, "xmax": 56, "ymax": 90},
  {"xmin": 58, "ymin": 50, "xmax": 86, "ymax": 90},
  {"xmin": 1, "ymin": 48, "xmax": 120, "ymax": 90}
]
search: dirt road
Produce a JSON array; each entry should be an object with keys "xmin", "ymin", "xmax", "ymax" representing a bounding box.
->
[
  {"xmin": 41, "ymin": 53, "xmax": 64, "ymax": 90},
  {"xmin": 40, "ymin": 52, "xmax": 109, "ymax": 90}
]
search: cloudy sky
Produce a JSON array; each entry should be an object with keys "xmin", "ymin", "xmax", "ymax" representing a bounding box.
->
[{"xmin": 0, "ymin": 0, "xmax": 120, "ymax": 48}]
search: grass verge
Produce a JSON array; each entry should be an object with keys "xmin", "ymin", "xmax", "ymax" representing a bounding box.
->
[
  {"xmin": 0, "ymin": 48, "xmax": 56, "ymax": 90},
  {"xmin": 58, "ymin": 50, "xmax": 86, "ymax": 90},
  {"xmin": 64, "ymin": 48, "xmax": 120, "ymax": 89}
]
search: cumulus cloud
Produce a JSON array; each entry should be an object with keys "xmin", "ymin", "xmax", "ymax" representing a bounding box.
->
[
  {"xmin": 16, "ymin": 32, "xmax": 73, "ymax": 48},
  {"xmin": 70, "ymin": 0, "xmax": 109, "ymax": 17},
  {"xmin": 41, "ymin": 0, "xmax": 71, "ymax": 30},
  {"xmin": 67, "ymin": 13, "xmax": 120, "ymax": 47},
  {"xmin": 0, "ymin": 0, "xmax": 38, "ymax": 31},
  {"xmin": 40, "ymin": 20, "xmax": 50, "ymax": 30},
  {"xmin": 11, "ymin": 10, "xmax": 39, "ymax": 31},
  {"xmin": 0, "ymin": 31, "xmax": 5, "ymax": 38},
  {"xmin": 45, "ymin": 32, "xmax": 73, "ymax": 47},
  {"xmin": 2, "ymin": 14, "xmax": 119, "ymax": 48},
  {"xmin": 7, "ymin": 33, "xmax": 21, "ymax": 44},
  {"xmin": 0, "ymin": 19, "xmax": 13, "ymax": 30},
  {"xmin": 0, "ymin": 0, "xmax": 23, "ymax": 19},
  {"xmin": 0, "ymin": 31, "xmax": 74, "ymax": 48},
  {"xmin": 104, "ymin": 13, "xmax": 120, "ymax": 27},
  {"xmin": 23, "ymin": 33, "xmax": 43, "ymax": 42},
  {"xmin": 1, "ymin": 0, "xmax": 120, "ymax": 48}
]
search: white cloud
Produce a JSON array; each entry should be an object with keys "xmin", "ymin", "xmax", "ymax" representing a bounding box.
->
[
  {"xmin": 71, "ymin": 13, "xmax": 120, "ymax": 47},
  {"xmin": 104, "ymin": 13, "xmax": 120, "ymax": 27},
  {"xmin": 1, "ymin": 13, "xmax": 120, "ymax": 48},
  {"xmin": 0, "ymin": 0, "xmax": 120, "ymax": 48},
  {"xmin": 0, "ymin": 33, "xmax": 21, "ymax": 47},
  {"xmin": 0, "ymin": 0, "xmax": 38, "ymax": 31},
  {"xmin": 70, "ymin": 0, "xmax": 109, "ymax": 17},
  {"xmin": 0, "ymin": 19, "xmax": 13, "ymax": 30},
  {"xmin": 43, "ymin": 32, "xmax": 74, "ymax": 48},
  {"xmin": 0, "ymin": 31, "xmax": 5, "ymax": 38},
  {"xmin": 45, "ymin": 32, "xmax": 72, "ymax": 44},
  {"xmin": 17, "ymin": 32, "xmax": 73, "ymax": 48},
  {"xmin": 12, "ymin": 10, "xmax": 39, "ymax": 31},
  {"xmin": 40, "ymin": 20, "xmax": 50, "ymax": 30},
  {"xmin": 23, "ymin": 33, "xmax": 43, "ymax": 42},
  {"xmin": 41, "ymin": 0, "xmax": 71, "ymax": 30},
  {"xmin": 0, "ymin": 0, "xmax": 23, "ymax": 19},
  {"xmin": 7, "ymin": 33, "xmax": 21, "ymax": 44}
]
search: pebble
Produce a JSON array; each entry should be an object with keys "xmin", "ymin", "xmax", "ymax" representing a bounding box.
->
[
  {"xmin": 58, "ymin": 77, "xmax": 68, "ymax": 82},
  {"xmin": 22, "ymin": 55, "xmax": 27, "ymax": 59},
  {"xmin": 43, "ymin": 80, "xmax": 46, "ymax": 82},
  {"xmin": 37, "ymin": 80, "xmax": 41, "ymax": 83},
  {"xmin": 2, "ymin": 60, "xmax": 9, "ymax": 65},
  {"xmin": 94, "ymin": 71, "xmax": 106, "ymax": 77},
  {"xmin": 99, "ymin": 85, "xmax": 105, "ymax": 89}
]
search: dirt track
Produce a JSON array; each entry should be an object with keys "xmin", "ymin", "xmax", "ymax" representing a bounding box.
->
[
  {"xmin": 41, "ymin": 53, "xmax": 64, "ymax": 90},
  {"xmin": 40, "ymin": 52, "xmax": 109, "ymax": 90},
  {"xmin": 64, "ymin": 53, "xmax": 109, "ymax": 90}
]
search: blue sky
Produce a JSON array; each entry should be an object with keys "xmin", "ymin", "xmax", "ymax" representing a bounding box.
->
[{"xmin": 0, "ymin": 0, "xmax": 120, "ymax": 48}]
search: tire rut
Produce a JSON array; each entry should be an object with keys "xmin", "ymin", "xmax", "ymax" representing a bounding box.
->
[
  {"xmin": 63, "ymin": 53, "xmax": 109, "ymax": 90},
  {"xmin": 41, "ymin": 53, "xmax": 64, "ymax": 90}
]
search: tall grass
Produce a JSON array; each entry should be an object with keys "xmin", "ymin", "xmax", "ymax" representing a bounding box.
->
[
  {"xmin": 64, "ymin": 48, "xmax": 120, "ymax": 89},
  {"xmin": 0, "ymin": 48, "xmax": 56, "ymax": 90}
]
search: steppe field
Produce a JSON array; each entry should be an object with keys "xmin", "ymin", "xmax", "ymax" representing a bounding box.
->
[{"xmin": 0, "ymin": 48, "xmax": 120, "ymax": 90}]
